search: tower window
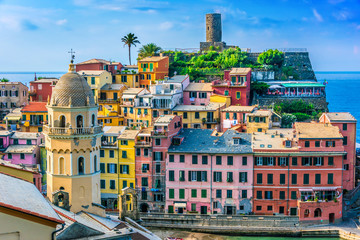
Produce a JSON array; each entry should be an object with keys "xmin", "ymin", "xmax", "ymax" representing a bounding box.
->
[{"xmin": 78, "ymin": 157, "xmax": 85, "ymax": 175}]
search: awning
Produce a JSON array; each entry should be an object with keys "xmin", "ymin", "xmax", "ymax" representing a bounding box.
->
[
  {"xmin": 5, "ymin": 116, "xmax": 21, "ymax": 121},
  {"xmin": 174, "ymin": 203, "xmax": 186, "ymax": 208},
  {"xmin": 312, "ymin": 187, "xmax": 338, "ymax": 191},
  {"xmin": 281, "ymin": 83, "xmax": 325, "ymax": 88},
  {"xmin": 299, "ymin": 189, "xmax": 313, "ymax": 192},
  {"xmin": 269, "ymin": 85, "xmax": 284, "ymax": 89},
  {"xmin": 101, "ymin": 193, "xmax": 118, "ymax": 199}
]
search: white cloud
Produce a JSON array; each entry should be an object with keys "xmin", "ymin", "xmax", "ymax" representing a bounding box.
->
[
  {"xmin": 312, "ymin": 9, "xmax": 323, "ymax": 22},
  {"xmin": 333, "ymin": 10, "xmax": 350, "ymax": 21},
  {"xmin": 159, "ymin": 21, "xmax": 173, "ymax": 31},
  {"xmin": 56, "ymin": 19, "xmax": 67, "ymax": 26}
]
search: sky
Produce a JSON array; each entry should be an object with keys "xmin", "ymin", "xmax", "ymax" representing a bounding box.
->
[{"xmin": 0, "ymin": 0, "xmax": 359, "ymax": 72}]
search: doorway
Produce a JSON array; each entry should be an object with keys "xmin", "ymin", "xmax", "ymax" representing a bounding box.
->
[
  {"xmin": 226, "ymin": 206, "xmax": 234, "ymax": 215},
  {"xmin": 329, "ymin": 213, "xmax": 335, "ymax": 223},
  {"xmin": 140, "ymin": 203, "xmax": 149, "ymax": 213},
  {"xmin": 178, "ymin": 207, "xmax": 184, "ymax": 214},
  {"xmin": 200, "ymin": 206, "xmax": 207, "ymax": 215}
]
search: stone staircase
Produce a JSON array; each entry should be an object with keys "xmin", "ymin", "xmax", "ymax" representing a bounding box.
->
[{"xmin": 344, "ymin": 184, "xmax": 360, "ymax": 218}]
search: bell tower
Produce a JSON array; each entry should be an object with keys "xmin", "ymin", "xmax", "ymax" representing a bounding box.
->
[{"xmin": 44, "ymin": 59, "xmax": 104, "ymax": 216}]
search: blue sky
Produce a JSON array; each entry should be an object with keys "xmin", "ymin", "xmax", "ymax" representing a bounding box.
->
[{"xmin": 0, "ymin": 0, "xmax": 359, "ymax": 71}]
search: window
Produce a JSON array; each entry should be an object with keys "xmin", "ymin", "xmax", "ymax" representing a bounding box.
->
[
  {"xmin": 256, "ymin": 157, "xmax": 263, "ymax": 166},
  {"xmin": 190, "ymin": 91, "xmax": 197, "ymax": 98},
  {"xmin": 141, "ymin": 191, "xmax": 147, "ymax": 200},
  {"xmin": 227, "ymin": 156, "xmax": 233, "ymax": 165},
  {"xmin": 227, "ymin": 172, "xmax": 233, "ymax": 182},
  {"xmin": 343, "ymin": 123, "xmax": 347, "ymax": 131},
  {"xmin": 121, "ymin": 140, "xmax": 128, "ymax": 145},
  {"xmin": 344, "ymin": 164, "xmax": 349, "ymax": 170},
  {"xmin": 226, "ymin": 112, "xmax": 230, "ymax": 119},
  {"xmin": 256, "ymin": 191, "xmax": 262, "ymax": 199},
  {"xmin": 195, "ymin": 112, "xmax": 200, "ymax": 119},
  {"xmin": 326, "ymin": 141, "xmax": 336, "ymax": 147},
  {"xmin": 292, "ymin": 157, "xmax": 298, "ymax": 166},
  {"xmin": 155, "ymin": 139, "xmax": 161, "ymax": 146},
  {"xmin": 236, "ymin": 92, "xmax": 241, "ymax": 99},
  {"xmin": 256, "ymin": 206, "xmax": 262, "ymax": 211},
  {"xmin": 314, "ymin": 157, "xmax": 323, "ymax": 166},
  {"xmin": 224, "ymin": 90, "xmax": 229, "ymax": 96},
  {"xmin": 267, "ymin": 206, "xmax": 273, "ymax": 211},
  {"xmin": 155, "ymin": 164, "xmax": 161, "ymax": 173},
  {"xmin": 226, "ymin": 190, "xmax": 232, "ymax": 198},
  {"xmin": 216, "ymin": 190, "xmax": 222, "ymax": 198},
  {"xmin": 302, "ymin": 157, "xmax": 311, "ymax": 166},
  {"xmin": 280, "ymin": 174, "xmax": 285, "ymax": 184},
  {"xmin": 183, "ymin": 112, "xmax": 188, "ymax": 119},
  {"xmin": 291, "ymin": 174, "xmax": 297, "ymax": 185},
  {"xmin": 328, "ymin": 157, "xmax": 334, "ymax": 166},
  {"xmin": 291, "ymin": 191, "xmax": 297, "ymax": 200},
  {"xmin": 201, "ymin": 189, "xmax": 207, "ymax": 198},
  {"xmin": 144, "ymin": 148, "xmax": 149, "ymax": 156},
  {"xmin": 267, "ymin": 174, "xmax": 273, "ymax": 184},
  {"xmin": 279, "ymin": 191, "xmax": 285, "ymax": 200},
  {"xmin": 180, "ymin": 155, "xmax": 185, "ymax": 163},
  {"xmin": 303, "ymin": 174, "xmax": 309, "ymax": 184},
  {"xmin": 141, "ymin": 177, "xmax": 148, "ymax": 187},
  {"xmin": 315, "ymin": 141, "xmax": 320, "ymax": 147},
  {"xmin": 107, "ymin": 163, "xmax": 117, "ymax": 174},
  {"xmin": 100, "ymin": 180, "xmax": 106, "ymax": 189},
  {"xmin": 26, "ymin": 139, "xmax": 32, "ymax": 145},
  {"xmin": 202, "ymin": 156, "xmax": 208, "ymax": 165},
  {"xmin": 305, "ymin": 141, "xmax": 310, "ymax": 147},
  {"xmin": 109, "ymin": 150, "xmax": 114, "ymax": 158},
  {"xmin": 169, "ymin": 155, "xmax": 174, "ymax": 162},
  {"xmin": 191, "ymin": 189, "xmax": 197, "ymax": 198},
  {"xmin": 257, "ymin": 173, "xmax": 263, "ymax": 184},
  {"xmin": 265, "ymin": 191, "xmax": 273, "ymax": 200},
  {"xmin": 328, "ymin": 173, "xmax": 334, "ymax": 184},
  {"xmin": 110, "ymin": 180, "xmax": 116, "ymax": 189},
  {"xmin": 192, "ymin": 155, "xmax": 198, "ymax": 164},
  {"xmin": 8, "ymin": 153, "xmax": 12, "ymax": 159},
  {"xmin": 242, "ymin": 157, "xmax": 247, "ymax": 165},
  {"xmin": 14, "ymin": 139, "xmax": 18, "ymax": 145},
  {"xmin": 91, "ymin": 77, "xmax": 95, "ymax": 85},
  {"xmin": 239, "ymin": 172, "xmax": 248, "ymax": 183},
  {"xmin": 315, "ymin": 174, "xmax": 321, "ymax": 184},
  {"xmin": 279, "ymin": 157, "xmax": 288, "ymax": 166},
  {"xmin": 242, "ymin": 190, "xmax": 247, "ymax": 198},
  {"xmin": 216, "ymin": 156, "xmax": 222, "ymax": 165},
  {"xmin": 78, "ymin": 157, "xmax": 84, "ymax": 174},
  {"xmin": 100, "ymin": 163, "xmax": 105, "ymax": 173},
  {"xmin": 169, "ymin": 189, "xmax": 174, "ymax": 199},
  {"xmin": 142, "ymin": 164, "xmax": 149, "ymax": 173},
  {"xmin": 285, "ymin": 140, "xmax": 292, "ymax": 148},
  {"xmin": 199, "ymin": 92, "xmax": 207, "ymax": 98},
  {"xmin": 179, "ymin": 189, "xmax": 185, "ymax": 199},
  {"xmin": 136, "ymin": 148, "xmax": 141, "ymax": 156},
  {"xmin": 214, "ymin": 172, "xmax": 222, "ymax": 182},
  {"xmin": 343, "ymin": 136, "xmax": 348, "ymax": 145},
  {"xmin": 122, "ymin": 151, "xmax": 127, "ymax": 158},
  {"xmin": 179, "ymin": 170, "xmax": 185, "ymax": 181},
  {"xmin": 169, "ymin": 170, "xmax": 175, "ymax": 181}
]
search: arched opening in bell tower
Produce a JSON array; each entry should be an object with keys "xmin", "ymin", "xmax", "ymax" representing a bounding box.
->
[
  {"xmin": 76, "ymin": 115, "xmax": 83, "ymax": 128},
  {"xmin": 78, "ymin": 157, "xmax": 85, "ymax": 175},
  {"xmin": 60, "ymin": 115, "xmax": 66, "ymax": 128}
]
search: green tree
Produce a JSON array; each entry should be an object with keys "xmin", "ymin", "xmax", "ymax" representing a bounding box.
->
[
  {"xmin": 121, "ymin": 33, "xmax": 140, "ymax": 65},
  {"xmin": 281, "ymin": 113, "xmax": 297, "ymax": 128},
  {"xmin": 293, "ymin": 112, "xmax": 311, "ymax": 122},
  {"xmin": 257, "ymin": 49, "xmax": 284, "ymax": 67},
  {"xmin": 138, "ymin": 43, "xmax": 162, "ymax": 59},
  {"xmin": 0, "ymin": 78, "xmax": 9, "ymax": 82},
  {"xmin": 251, "ymin": 81, "xmax": 270, "ymax": 95}
]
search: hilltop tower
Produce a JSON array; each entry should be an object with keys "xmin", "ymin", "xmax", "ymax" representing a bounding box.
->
[
  {"xmin": 206, "ymin": 13, "xmax": 222, "ymax": 43},
  {"xmin": 44, "ymin": 61, "xmax": 105, "ymax": 216}
]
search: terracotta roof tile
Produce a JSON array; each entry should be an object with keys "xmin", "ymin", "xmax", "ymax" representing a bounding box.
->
[{"xmin": 21, "ymin": 102, "xmax": 47, "ymax": 112}]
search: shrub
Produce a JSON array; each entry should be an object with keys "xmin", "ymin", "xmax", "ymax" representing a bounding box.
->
[
  {"xmin": 257, "ymin": 49, "xmax": 284, "ymax": 67},
  {"xmin": 281, "ymin": 113, "xmax": 296, "ymax": 128},
  {"xmin": 292, "ymin": 113, "xmax": 311, "ymax": 122},
  {"xmin": 251, "ymin": 81, "xmax": 270, "ymax": 95}
]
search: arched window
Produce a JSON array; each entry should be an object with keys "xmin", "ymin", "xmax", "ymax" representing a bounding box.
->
[
  {"xmin": 314, "ymin": 208, "xmax": 322, "ymax": 218},
  {"xmin": 304, "ymin": 209, "xmax": 310, "ymax": 218},
  {"xmin": 59, "ymin": 115, "xmax": 66, "ymax": 128},
  {"xmin": 76, "ymin": 115, "xmax": 83, "ymax": 128},
  {"xmin": 59, "ymin": 157, "xmax": 65, "ymax": 174},
  {"xmin": 92, "ymin": 114, "xmax": 96, "ymax": 127},
  {"xmin": 94, "ymin": 155, "xmax": 97, "ymax": 172},
  {"xmin": 78, "ymin": 157, "xmax": 84, "ymax": 175}
]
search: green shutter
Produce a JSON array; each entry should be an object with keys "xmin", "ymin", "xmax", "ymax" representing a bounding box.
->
[
  {"xmin": 191, "ymin": 189, "xmax": 197, "ymax": 198},
  {"xmin": 201, "ymin": 189, "xmax": 207, "ymax": 198},
  {"xmin": 179, "ymin": 189, "xmax": 185, "ymax": 199},
  {"xmin": 169, "ymin": 189, "xmax": 174, "ymax": 199}
]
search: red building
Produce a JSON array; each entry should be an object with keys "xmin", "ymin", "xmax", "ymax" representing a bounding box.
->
[
  {"xmin": 29, "ymin": 78, "xmax": 58, "ymax": 102},
  {"xmin": 253, "ymin": 122, "xmax": 345, "ymax": 224},
  {"xmin": 319, "ymin": 112, "xmax": 357, "ymax": 191},
  {"xmin": 76, "ymin": 59, "xmax": 123, "ymax": 76},
  {"xmin": 212, "ymin": 68, "xmax": 251, "ymax": 106}
]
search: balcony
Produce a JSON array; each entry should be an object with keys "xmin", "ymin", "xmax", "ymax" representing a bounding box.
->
[
  {"xmin": 203, "ymin": 118, "xmax": 218, "ymax": 124},
  {"xmin": 43, "ymin": 125, "xmax": 102, "ymax": 136},
  {"xmin": 152, "ymin": 130, "xmax": 168, "ymax": 137},
  {"xmin": 98, "ymin": 99, "xmax": 121, "ymax": 104},
  {"xmin": 101, "ymin": 141, "xmax": 117, "ymax": 148},
  {"xmin": 135, "ymin": 141, "xmax": 152, "ymax": 147}
]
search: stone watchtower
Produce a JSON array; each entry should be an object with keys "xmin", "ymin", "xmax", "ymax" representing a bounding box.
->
[
  {"xmin": 206, "ymin": 13, "xmax": 222, "ymax": 43},
  {"xmin": 200, "ymin": 13, "xmax": 226, "ymax": 51}
]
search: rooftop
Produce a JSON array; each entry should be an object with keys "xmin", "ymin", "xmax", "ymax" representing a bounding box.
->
[
  {"xmin": 252, "ymin": 129, "xmax": 298, "ymax": 150},
  {"xmin": 165, "ymin": 74, "xmax": 189, "ymax": 83},
  {"xmin": 0, "ymin": 173, "xmax": 63, "ymax": 224},
  {"xmin": 168, "ymin": 129, "xmax": 252, "ymax": 154},
  {"xmin": 78, "ymin": 70, "xmax": 108, "ymax": 76},
  {"xmin": 222, "ymin": 105, "xmax": 256, "ymax": 112},
  {"xmin": 21, "ymin": 102, "xmax": 47, "ymax": 112},
  {"xmin": 295, "ymin": 122, "xmax": 343, "ymax": 139},
  {"xmin": 123, "ymin": 64, "xmax": 138, "ymax": 69},
  {"xmin": 30, "ymin": 78, "xmax": 59, "ymax": 84},
  {"xmin": 100, "ymin": 83, "xmax": 127, "ymax": 91},
  {"xmin": 5, "ymin": 145, "xmax": 37, "ymax": 154},
  {"xmin": 229, "ymin": 67, "xmax": 251, "ymax": 75},
  {"xmin": 118, "ymin": 130, "xmax": 139, "ymax": 140},
  {"xmin": 173, "ymin": 102, "xmax": 225, "ymax": 112},
  {"xmin": 0, "ymin": 130, "xmax": 12, "ymax": 136},
  {"xmin": 324, "ymin": 112, "xmax": 356, "ymax": 122},
  {"xmin": 11, "ymin": 132, "xmax": 39, "ymax": 139},
  {"xmin": 154, "ymin": 115, "xmax": 176, "ymax": 125},
  {"xmin": 184, "ymin": 83, "xmax": 212, "ymax": 92},
  {"xmin": 248, "ymin": 110, "xmax": 273, "ymax": 117},
  {"xmin": 138, "ymin": 127, "xmax": 153, "ymax": 136},
  {"xmin": 0, "ymin": 159, "xmax": 39, "ymax": 173},
  {"xmin": 103, "ymin": 126, "xmax": 127, "ymax": 136},
  {"xmin": 138, "ymin": 56, "xmax": 168, "ymax": 62},
  {"xmin": 123, "ymin": 88, "xmax": 145, "ymax": 95},
  {"xmin": 76, "ymin": 58, "xmax": 118, "ymax": 65}
]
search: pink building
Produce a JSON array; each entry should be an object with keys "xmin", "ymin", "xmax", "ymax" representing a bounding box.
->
[
  {"xmin": 319, "ymin": 112, "xmax": 357, "ymax": 191},
  {"xmin": 150, "ymin": 115, "xmax": 182, "ymax": 212},
  {"xmin": 183, "ymin": 83, "xmax": 213, "ymax": 105},
  {"xmin": 212, "ymin": 68, "xmax": 251, "ymax": 106},
  {"xmin": 221, "ymin": 105, "xmax": 256, "ymax": 131},
  {"xmin": 0, "ymin": 130, "xmax": 13, "ymax": 153},
  {"xmin": 3, "ymin": 132, "xmax": 42, "ymax": 167},
  {"xmin": 166, "ymin": 129, "xmax": 253, "ymax": 215}
]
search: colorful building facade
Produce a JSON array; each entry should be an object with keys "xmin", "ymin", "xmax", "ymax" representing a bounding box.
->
[
  {"xmin": 138, "ymin": 56, "xmax": 169, "ymax": 88},
  {"xmin": 20, "ymin": 102, "xmax": 48, "ymax": 132},
  {"xmin": 29, "ymin": 78, "xmax": 58, "ymax": 102},
  {"xmin": 183, "ymin": 83, "xmax": 213, "ymax": 106}
]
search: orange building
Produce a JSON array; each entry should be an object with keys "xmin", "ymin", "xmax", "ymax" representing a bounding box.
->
[{"xmin": 138, "ymin": 56, "xmax": 169, "ymax": 89}]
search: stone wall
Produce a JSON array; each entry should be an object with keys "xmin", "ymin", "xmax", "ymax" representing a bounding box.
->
[{"xmin": 206, "ymin": 13, "xmax": 222, "ymax": 42}]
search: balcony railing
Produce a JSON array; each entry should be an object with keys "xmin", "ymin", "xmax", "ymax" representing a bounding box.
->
[
  {"xmin": 43, "ymin": 125, "xmax": 102, "ymax": 135},
  {"xmin": 98, "ymin": 99, "xmax": 121, "ymax": 103},
  {"xmin": 135, "ymin": 141, "xmax": 152, "ymax": 147}
]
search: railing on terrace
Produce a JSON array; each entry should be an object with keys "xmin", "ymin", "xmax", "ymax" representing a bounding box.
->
[
  {"xmin": 98, "ymin": 99, "xmax": 121, "ymax": 103},
  {"xmin": 135, "ymin": 141, "xmax": 152, "ymax": 146},
  {"xmin": 261, "ymin": 94, "xmax": 325, "ymax": 98},
  {"xmin": 43, "ymin": 125, "xmax": 102, "ymax": 135},
  {"xmin": 101, "ymin": 141, "xmax": 117, "ymax": 147},
  {"xmin": 152, "ymin": 130, "xmax": 168, "ymax": 136}
]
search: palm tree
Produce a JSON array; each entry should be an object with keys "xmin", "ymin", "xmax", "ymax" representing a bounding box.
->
[
  {"xmin": 138, "ymin": 43, "xmax": 162, "ymax": 59},
  {"xmin": 121, "ymin": 33, "xmax": 140, "ymax": 65}
]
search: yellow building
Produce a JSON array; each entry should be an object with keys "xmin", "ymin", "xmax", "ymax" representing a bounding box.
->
[
  {"xmin": 44, "ymin": 62, "xmax": 105, "ymax": 216},
  {"xmin": 98, "ymin": 106, "xmax": 124, "ymax": 126},
  {"xmin": 78, "ymin": 70, "xmax": 112, "ymax": 100},
  {"xmin": 133, "ymin": 94, "xmax": 152, "ymax": 128},
  {"xmin": 210, "ymin": 94, "xmax": 232, "ymax": 107},
  {"xmin": 121, "ymin": 88, "xmax": 151, "ymax": 127},
  {"xmin": 20, "ymin": 102, "xmax": 48, "ymax": 132},
  {"xmin": 99, "ymin": 126, "xmax": 126, "ymax": 210},
  {"xmin": 173, "ymin": 102, "xmax": 225, "ymax": 130},
  {"xmin": 138, "ymin": 56, "xmax": 169, "ymax": 88},
  {"xmin": 246, "ymin": 110, "xmax": 281, "ymax": 133}
]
